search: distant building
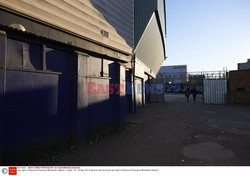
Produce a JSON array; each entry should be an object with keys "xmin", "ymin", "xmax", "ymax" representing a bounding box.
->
[
  {"xmin": 238, "ymin": 59, "xmax": 250, "ymax": 70},
  {"xmin": 157, "ymin": 65, "xmax": 188, "ymax": 83}
]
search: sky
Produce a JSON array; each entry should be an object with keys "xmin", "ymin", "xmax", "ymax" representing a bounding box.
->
[{"xmin": 163, "ymin": 0, "xmax": 250, "ymax": 72}]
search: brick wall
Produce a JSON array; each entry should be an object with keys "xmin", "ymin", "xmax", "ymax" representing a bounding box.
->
[
  {"xmin": 228, "ymin": 69, "xmax": 250, "ymax": 104},
  {"xmin": 228, "ymin": 91, "xmax": 250, "ymax": 104},
  {"xmin": 229, "ymin": 70, "xmax": 250, "ymax": 91}
]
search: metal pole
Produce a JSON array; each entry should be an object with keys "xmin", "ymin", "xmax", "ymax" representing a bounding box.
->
[
  {"xmin": 0, "ymin": 30, "xmax": 7, "ymax": 164},
  {"xmin": 132, "ymin": 53, "xmax": 136, "ymax": 113}
]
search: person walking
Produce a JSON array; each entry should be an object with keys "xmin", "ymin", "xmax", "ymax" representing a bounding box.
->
[
  {"xmin": 185, "ymin": 88, "xmax": 191, "ymax": 102},
  {"xmin": 192, "ymin": 87, "xmax": 197, "ymax": 103}
]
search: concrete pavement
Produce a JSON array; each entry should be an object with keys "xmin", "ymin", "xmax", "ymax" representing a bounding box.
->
[{"xmin": 49, "ymin": 93, "xmax": 250, "ymax": 166}]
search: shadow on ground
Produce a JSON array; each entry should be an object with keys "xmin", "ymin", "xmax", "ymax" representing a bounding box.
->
[{"xmin": 49, "ymin": 93, "xmax": 250, "ymax": 166}]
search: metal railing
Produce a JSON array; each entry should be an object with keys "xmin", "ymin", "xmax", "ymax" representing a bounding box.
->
[{"xmin": 157, "ymin": 70, "xmax": 228, "ymax": 83}]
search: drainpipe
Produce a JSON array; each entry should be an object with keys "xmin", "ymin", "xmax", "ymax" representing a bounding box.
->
[
  {"xmin": 0, "ymin": 30, "xmax": 7, "ymax": 165},
  {"xmin": 132, "ymin": 52, "xmax": 136, "ymax": 113}
]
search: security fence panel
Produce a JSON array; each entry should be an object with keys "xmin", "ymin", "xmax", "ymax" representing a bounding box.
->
[
  {"xmin": 149, "ymin": 78, "xmax": 165, "ymax": 103},
  {"xmin": 204, "ymin": 79, "xmax": 227, "ymax": 104}
]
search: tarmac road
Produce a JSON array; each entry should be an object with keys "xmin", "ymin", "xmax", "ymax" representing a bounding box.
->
[{"xmin": 50, "ymin": 93, "xmax": 250, "ymax": 166}]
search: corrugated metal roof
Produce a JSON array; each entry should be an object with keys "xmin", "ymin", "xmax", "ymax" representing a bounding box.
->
[
  {"xmin": 157, "ymin": 0, "xmax": 166, "ymax": 39},
  {"xmin": 0, "ymin": 24, "xmax": 130, "ymax": 63},
  {"xmin": 134, "ymin": 0, "xmax": 166, "ymax": 49},
  {"xmin": 134, "ymin": 0, "xmax": 157, "ymax": 47},
  {"xmin": 134, "ymin": 13, "xmax": 165, "ymax": 77}
]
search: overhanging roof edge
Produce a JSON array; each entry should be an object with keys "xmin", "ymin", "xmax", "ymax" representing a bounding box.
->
[{"xmin": 134, "ymin": 11, "xmax": 166, "ymax": 60}]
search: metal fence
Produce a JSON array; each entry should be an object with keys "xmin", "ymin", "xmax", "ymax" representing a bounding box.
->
[
  {"xmin": 157, "ymin": 70, "xmax": 228, "ymax": 84},
  {"xmin": 157, "ymin": 70, "xmax": 229, "ymax": 104},
  {"xmin": 203, "ymin": 79, "xmax": 227, "ymax": 104}
]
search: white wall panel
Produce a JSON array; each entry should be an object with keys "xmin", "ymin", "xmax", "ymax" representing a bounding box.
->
[{"xmin": 0, "ymin": 0, "xmax": 134, "ymax": 54}]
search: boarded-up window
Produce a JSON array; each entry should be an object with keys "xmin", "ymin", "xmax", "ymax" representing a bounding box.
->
[
  {"xmin": 7, "ymin": 39, "xmax": 42, "ymax": 70},
  {"xmin": 45, "ymin": 48, "xmax": 74, "ymax": 74}
]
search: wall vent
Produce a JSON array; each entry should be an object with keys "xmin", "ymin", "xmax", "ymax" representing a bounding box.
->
[{"xmin": 101, "ymin": 30, "xmax": 109, "ymax": 38}]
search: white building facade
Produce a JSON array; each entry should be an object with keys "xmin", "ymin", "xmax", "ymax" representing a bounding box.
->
[{"xmin": 157, "ymin": 65, "xmax": 188, "ymax": 83}]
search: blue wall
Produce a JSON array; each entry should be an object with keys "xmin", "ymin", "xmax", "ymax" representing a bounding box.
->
[{"xmin": 1, "ymin": 35, "xmax": 130, "ymax": 164}]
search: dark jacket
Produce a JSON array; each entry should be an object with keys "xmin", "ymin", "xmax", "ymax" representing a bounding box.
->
[
  {"xmin": 185, "ymin": 88, "xmax": 190, "ymax": 97},
  {"xmin": 192, "ymin": 87, "xmax": 197, "ymax": 96}
]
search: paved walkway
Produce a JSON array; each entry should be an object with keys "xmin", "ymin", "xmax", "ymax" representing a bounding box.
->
[{"xmin": 50, "ymin": 94, "xmax": 250, "ymax": 166}]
